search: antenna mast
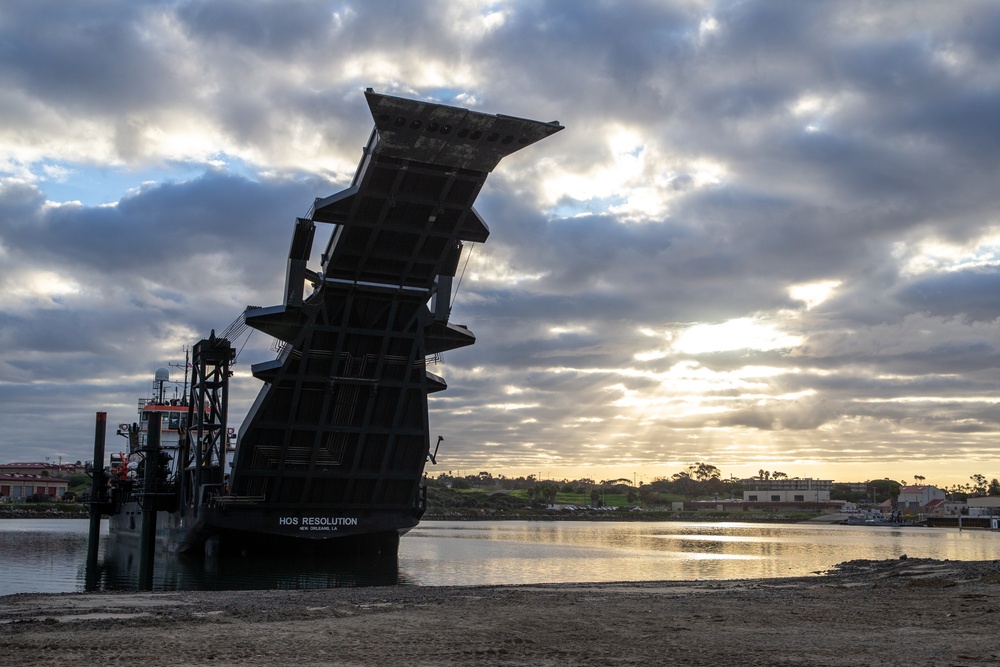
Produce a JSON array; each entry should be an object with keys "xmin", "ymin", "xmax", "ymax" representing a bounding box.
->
[{"xmin": 169, "ymin": 347, "xmax": 191, "ymax": 406}]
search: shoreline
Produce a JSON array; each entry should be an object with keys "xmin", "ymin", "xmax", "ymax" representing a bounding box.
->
[
  {"xmin": 3, "ymin": 558, "xmax": 1000, "ymax": 665},
  {"xmin": 1, "ymin": 505, "xmax": 836, "ymax": 524}
]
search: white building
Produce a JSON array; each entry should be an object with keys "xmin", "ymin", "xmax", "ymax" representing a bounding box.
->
[
  {"xmin": 741, "ymin": 478, "xmax": 832, "ymax": 503},
  {"xmin": 967, "ymin": 496, "xmax": 1000, "ymax": 515},
  {"xmin": 897, "ymin": 485, "xmax": 945, "ymax": 512},
  {"xmin": 0, "ymin": 473, "xmax": 68, "ymax": 501}
]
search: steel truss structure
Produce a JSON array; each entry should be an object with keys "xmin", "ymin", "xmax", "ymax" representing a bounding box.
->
[
  {"xmin": 230, "ymin": 91, "xmax": 561, "ymax": 540},
  {"xmin": 101, "ymin": 90, "xmax": 562, "ymax": 557}
]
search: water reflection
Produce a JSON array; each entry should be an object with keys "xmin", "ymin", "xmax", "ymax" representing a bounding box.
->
[
  {"xmin": 85, "ymin": 538, "xmax": 404, "ymax": 592},
  {"xmin": 0, "ymin": 519, "xmax": 97, "ymax": 595},
  {"xmin": 3, "ymin": 518, "xmax": 999, "ymax": 595},
  {"xmin": 402, "ymin": 521, "xmax": 1000, "ymax": 585}
]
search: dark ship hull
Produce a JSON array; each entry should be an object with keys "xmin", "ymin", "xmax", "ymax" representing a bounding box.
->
[
  {"xmin": 107, "ymin": 501, "xmax": 412, "ymax": 556},
  {"xmin": 97, "ymin": 90, "xmax": 562, "ymax": 558}
]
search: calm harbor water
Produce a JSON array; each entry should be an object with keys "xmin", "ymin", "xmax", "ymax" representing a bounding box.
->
[{"xmin": 1, "ymin": 518, "xmax": 998, "ymax": 595}]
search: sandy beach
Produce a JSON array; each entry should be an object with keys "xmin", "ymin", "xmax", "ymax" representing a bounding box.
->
[{"xmin": 2, "ymin": 558, "xmax": 999, "ymax": 666}]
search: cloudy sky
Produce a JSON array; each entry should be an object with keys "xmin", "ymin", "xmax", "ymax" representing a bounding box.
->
[{"xmin": 3, "ymin": 1, "xmax": 1000, "ymax": 487}]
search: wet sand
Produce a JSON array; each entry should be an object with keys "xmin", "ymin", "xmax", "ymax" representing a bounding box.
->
[{"xmin": 2, "ymin": 558, "xmax": 999, "ymax": 666}]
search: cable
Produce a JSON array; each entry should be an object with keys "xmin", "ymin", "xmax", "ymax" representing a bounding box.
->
[{"xmin": 451, "ymin": 242, "xmax": 476, "ymax": 309}]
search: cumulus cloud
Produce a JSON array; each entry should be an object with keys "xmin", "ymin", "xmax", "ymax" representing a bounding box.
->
[{"xmin": 2, "ymin": 0, "xmax": 1000, "ymax": 484}]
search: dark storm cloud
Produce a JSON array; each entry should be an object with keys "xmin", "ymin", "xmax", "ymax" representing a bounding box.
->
[
  {"xmin": 7, "ymin": 171, "xmax": 329, "ymax": 283},
  {"xmin": 0, "ymin": 1, "xmax": 182, "ymax": 115},
  {"xmin": 176, "ymin": 0, "xmax": 343, "ymax": 55},
  {"xmin": 898, "ymin": 269, "xmax": 1000, "ymax": 322}
]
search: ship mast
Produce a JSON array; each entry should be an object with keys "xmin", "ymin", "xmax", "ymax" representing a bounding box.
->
[{"xmin": 169, "ymin": 347, "xmax": 190, "ymax": 406}]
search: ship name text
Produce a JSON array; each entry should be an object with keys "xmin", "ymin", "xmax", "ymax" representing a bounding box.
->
[{"xmin": 278, "ymin": 516, "xmax": 359, "ymax": 531}]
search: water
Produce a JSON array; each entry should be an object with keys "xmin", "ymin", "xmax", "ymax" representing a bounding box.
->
[
  {"xmin": 404, "ymin": 521, "xmax": 1000, "ymax": 585},
  {"xmin": 1, "ymin": 518, "xmax": 997, "ymax": 595}
]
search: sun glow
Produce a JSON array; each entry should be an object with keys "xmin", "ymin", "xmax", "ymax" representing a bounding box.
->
[
  {"xmin": 672, "ymin": 318, "xmax": 803, "ymax": 354},
  {"xmin": 895, "ymin": 230, "xmax": 1000, "ymax": 278},
  {"xmin": 788, "ymin": 280, "xmax": 841, "ymax": 309},
  {"xmin": 540, "ymin": 125, "xmax": 644, "ymax": 208},
  {"xmin": 548, "ymin": 324, "xmax": 590, "ymax": 336},
  {"xmin": 1, "ymin": 271, "xmax": 82, "ymax": 307}
]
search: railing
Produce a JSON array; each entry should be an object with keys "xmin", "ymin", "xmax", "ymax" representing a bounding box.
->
[{"xmin": 210, "ymin": 494, "xmax": 266, "ymax": 507}]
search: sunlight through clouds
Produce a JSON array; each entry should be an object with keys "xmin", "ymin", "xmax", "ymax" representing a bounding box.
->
[
  {"xmin": 548, "ymin": 324, "xmax": 590, "ymax": 337},
  {"xmin": 542, "ymin": 136, "xmax": 729, "ymax": 221},
  {"xmin": 698, "ymin": 15, "xmax": 719, "ymax": 39},
  {"xmin": 688, "ymin": 159, "xmax": 727, "ymax": 188},
  {"xmin": 464, "ymin": 247, "xmax": 549, "ymax": 287},
  {"xmin": 895, "ymin": 231, "xmax": 1000, "ymax": 278},
  {"xmin": 1, "ymin": 271, "xmax": 82, "ymax": 308},
  {"xmin": 447, "ymin": 0, "xmax": 510, "ymax": 37},
  {"xmin": 592, "ymin": 363, "xmax": 801, "ymax": 426},
  {"xmin": 788, "ymin": 280, "xmax": 841, "ymax": 309},
  {"xmin": 786, "ymin": 92, "xmax": 850, "ymax": 134},
  {"xmin": 634, "ymin": 349, "xmax": 668, "ymax": 362},
  {"xmin": 340, "ymin": 53, "xmax": 479, "ymax": 98},
  {"xmin": 485, "ymin": 402, "xmax": 540, "ymax": 411},
  {"xmin": 672, "ymin": 318, "xmax": 803, "ymax": 354},
  {"xmin": 540, "ymin": 125, "xmax": 646, "ymax": 213}
]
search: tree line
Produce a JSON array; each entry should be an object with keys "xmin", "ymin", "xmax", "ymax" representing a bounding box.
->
[{"xmin": 430, "ymin": 465, "xmax": 1000, "ymax": 506}]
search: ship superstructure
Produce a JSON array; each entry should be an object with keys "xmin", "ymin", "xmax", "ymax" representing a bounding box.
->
[{"xmin": 95, "ymin": 90, "xmax": 562, "ymax": 558}]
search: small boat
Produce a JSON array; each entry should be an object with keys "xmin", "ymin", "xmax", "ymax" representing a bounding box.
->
[{"xmin": 844, "ymin": 509, "xmax": 914, "ymax": 526}]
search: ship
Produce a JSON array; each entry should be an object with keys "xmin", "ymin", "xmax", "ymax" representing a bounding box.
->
[{"xmin": 92, "ymin": 89, "xmax": 563, "ymax": 559}]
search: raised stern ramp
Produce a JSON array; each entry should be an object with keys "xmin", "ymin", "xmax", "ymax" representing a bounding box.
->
[{"xmin": 228, "ymin": 91, "xmax": 562, "ymax": 532}]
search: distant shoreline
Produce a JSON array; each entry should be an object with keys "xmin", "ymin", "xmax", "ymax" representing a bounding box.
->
[{"xmin": 0, "ymin": 504, "xmax": 829, "ymax": 523}]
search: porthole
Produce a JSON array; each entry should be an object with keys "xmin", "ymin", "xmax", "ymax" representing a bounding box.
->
[{"xmin": 410, "ymin": 120, "xmax": 423, "ymax": 129}]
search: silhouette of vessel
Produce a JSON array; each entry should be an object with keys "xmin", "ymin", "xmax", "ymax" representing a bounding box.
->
[{"xmin": 92, "ymin": 90, "xmax": 562, "ymax": 559}]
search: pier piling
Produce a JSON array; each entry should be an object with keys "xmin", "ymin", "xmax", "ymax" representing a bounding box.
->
[
  {"xmin": 86, "ymin": 412, "xmax": 107, "ymax": 570},
  {"xmin": 138, "ymin": 412, "xmax": 161, "ymax": 589}
]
